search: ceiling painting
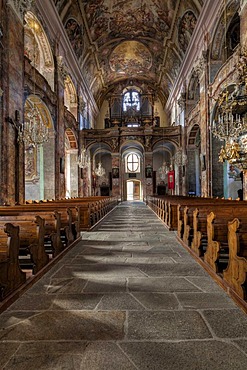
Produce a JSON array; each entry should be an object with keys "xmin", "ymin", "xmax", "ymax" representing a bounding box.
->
[
  {"xmin": 54, "ymin": 0, "xmax": 204, "ymax": 106},
  {"xmin": 83, "ymin": 0, "xmax": 176, "ymax": 45},
  {"xmin": 65, "ymin": 18, "xmax": 84, "ymax": 59},
  {"xmin": 178, "ymin": 11, "xmax": 197, "ymax": 53}
]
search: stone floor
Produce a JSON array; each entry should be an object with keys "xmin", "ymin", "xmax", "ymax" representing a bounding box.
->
[{"xmin": 1, "ymin": 201, "xmax": 247, "ymax": 369}]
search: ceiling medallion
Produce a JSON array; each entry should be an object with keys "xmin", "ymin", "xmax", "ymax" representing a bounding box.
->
[{"xmin": 109, "ymin": 41, "xmax": 152, "ymax": 76}]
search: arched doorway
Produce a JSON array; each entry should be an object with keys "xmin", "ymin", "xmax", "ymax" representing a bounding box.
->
[
  {"xmin": 152, "ymin": 140, "xmax": 176, "ymax": 195},
  {"xmin": 187, "ymin": 124, "xmax": 201, "ymax": 196},
  {"xmin": 121, "ymin": 144, "xmax": 144, "ymax": 201},
  {"xmin": 65, "ymin": 128, "xmax": 78, "ymax": 198},
  {"xmin": 126, "ymin": 179, "xmax": 141, "ymax": 201}
]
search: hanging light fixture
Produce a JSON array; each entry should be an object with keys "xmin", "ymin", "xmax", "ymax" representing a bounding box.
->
[
  {"xmin": 19, "ymin": 18, "xmax": 49, "ymax": 147},
  {"xmin": 94, "ymin": 161, "xmax": 106, "ymax": 177},
  {"xmin": 211, "ymin": 1, "xmax": 247, "ymax": 164},
  {"xmin": 158, "ymin": 161, "xmax": 169, "ymax": 181},
  {"xmin": 77, "ymin": 145, "xmax": 89, "ymax": 168},
  {"xmin": 94, "ymin": 141, "xmax": 106, "ymax": 177}
]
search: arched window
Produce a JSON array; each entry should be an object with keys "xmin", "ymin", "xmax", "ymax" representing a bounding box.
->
[
  {"xmin": 126, "ymin": 153, "xmax": 140, "ymax": 173},
  {"xmin": 123, "ymin": 90, "xmax": 140, "ymax": 112}
]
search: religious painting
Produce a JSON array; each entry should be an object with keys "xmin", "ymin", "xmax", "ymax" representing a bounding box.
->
[
  {"xmin": 112, "ymin": 167, "xmax": 119, "ymax": 178},
  {"xmin": 65, "ymin": 18, "xmax": 84, "ymax": 58},
  {"xmin": 178, "ymin": 11, "xmax": 197, "ymax": 53},
  {"xmin": 145, "ymin": 165, "xmax": 153, "ymax": 178}
]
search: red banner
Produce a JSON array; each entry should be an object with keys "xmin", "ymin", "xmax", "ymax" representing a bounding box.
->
[{"xmin": 168, "ymin": 170, "xmax": 175, "ymax": 189}]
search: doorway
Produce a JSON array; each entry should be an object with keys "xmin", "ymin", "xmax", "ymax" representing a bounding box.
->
[{"xmin": 127, "ymin": 180, "xmax": 141, "ymax": 200}]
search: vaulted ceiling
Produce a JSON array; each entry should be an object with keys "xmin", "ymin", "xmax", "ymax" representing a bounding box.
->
[{"xmin": 55, "ymin": 0, "xmax": 205, "ymax": 107}]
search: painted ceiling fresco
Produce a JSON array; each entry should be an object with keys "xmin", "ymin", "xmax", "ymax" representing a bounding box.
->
[{"xmin": 55, "ymin": 0, "xmax": 204, "ymax": 105}]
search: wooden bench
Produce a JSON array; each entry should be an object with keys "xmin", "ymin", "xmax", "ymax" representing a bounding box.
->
[
  {"xmin": 0, "ymin": 223, "xmax": 26, "ymax": 301},
  {"xmin": 204, "ymin": 210, "xmax": 247, "ymax": 273},
  {"xmin": 223, "ymin": 218, "xmax": 247, "ymax": 300},
  {"xmin": 23, "ymin": 196, "xmax": 118, "ymax": 231},
  {"xmin": 0, "ymin": 210, "xmax": 64, "ymax": 258},
  {"xmin": 177, "ymin": 201, "xmax": 247, "ymax": 253}
]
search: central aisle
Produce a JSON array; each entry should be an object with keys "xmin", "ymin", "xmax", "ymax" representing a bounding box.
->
[{"xmin": 1, "ymin": 202, "xmax": 247, "ymax": 369}]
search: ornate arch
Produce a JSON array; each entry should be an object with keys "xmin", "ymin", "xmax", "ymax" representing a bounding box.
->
[
  {"xmin": 24, "ymin": 12, "xmax": 55, "ymax": 91},
  {"xmin": 64, "ymin": 75, "xmax": 78, "ymax": 118},
  {"xmin": 65, "ymin": 128, "xmax": 78, "ymax": 150}
]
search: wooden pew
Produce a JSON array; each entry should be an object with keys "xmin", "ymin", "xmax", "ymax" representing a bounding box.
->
[
  {"xmin": 0, "ymin": 223, "xmax": 26, "ymax": 301},
  {"xmin": 190, "ymin": 205, "xmax": 247, "ymax": 256},
  {"xmin": 23, "ymin": 196, "xmax": 118, "ymax": 231},
  {"xmin": 223, "ymin": 218, "xmax": 247, "ymax": 300},
  {"xmin": 204, "ymin": 212, "xmax": 229, "ymax": 273},
  {"xmin": 204, "ymin": 210, "xmax": 247, "ymax": 273},
  {"xmin": 0, "ymin": 210, "xmax": 64, "ymax": 259}
]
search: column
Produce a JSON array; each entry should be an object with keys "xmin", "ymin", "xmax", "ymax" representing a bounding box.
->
[{"xmin": 56, "ymin": 55, "xmax": 66, "ymax": 199}]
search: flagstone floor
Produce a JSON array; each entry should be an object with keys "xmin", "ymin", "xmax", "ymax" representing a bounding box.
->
[{"xmin": 1, "ymin": 201, "xmax": 247, "ymax": 369}]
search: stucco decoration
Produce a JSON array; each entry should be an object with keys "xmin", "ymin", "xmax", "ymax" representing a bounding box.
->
[
  {"xmin": 64, "ymin": 75, "xmax": 77, "ymax": 116},
  {"xmin": 109, "ymin": 41, "xmax": 152, "ymax": 76},
  {"xmin": 65, "ymin": 18, "xmax": 84, "ymax": 59},
  {"xmin": 57, "ymin": 56, "xmax": 68, "ymax": 83},
  {"xmin": 178, "ymin": 10, "xmax": 197, "ymax": 53},
  {"xmin": 7, "ymin": 0, "xmax": 34, "ymax": 22}
]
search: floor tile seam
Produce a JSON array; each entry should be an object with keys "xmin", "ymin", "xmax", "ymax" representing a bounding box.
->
[
  {"xmin": 128, "ymin": 292, "xmax": 148, "ymax": 310},
  {"xmin": 171, "ymin": 292, "xmax": 183, "ymax": 310},
  {"xmin": 3, "ymin": 308, "xmax": 240, "ymax": 316},
  {"xmin": 230, "ymin": 340, "xmax": 247, "ymax": 359},
  {"xmin": 1, "ymin": 343, "xmax": 22, "ymax": 370},
  {"xmin": 93, "ymin": 294, "xmax": 105, "ymax": 311},
  {"xmin": 123, "ymin": 310, "xmax": 129, "ymax": 341},
  {"xmin": 183, "ymin": 277, "xmax": 206, "ymax": 292},
  {"xmin": 197, "ymin": 309, "xmax": 221, "ymax": 339},
  {"xmin": 116, "ymin": 342, "xmax": 140, "ymax": 370},
  {"xmin": 1, "ymin": 338, "xmax": 246, "ymax": 344}
]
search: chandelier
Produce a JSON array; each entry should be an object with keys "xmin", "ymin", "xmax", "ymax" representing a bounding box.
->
[
  {"xmin": 211, "ymin": 1, "xmax": 247, "ymax": 164},
  {"xmin": 77, "ymin": 146, "xmax": 89, "ymax": 168},
  {"xmin": 158, "ymin": 161, "xmax": 169, "ymax": 180},
  {"xmin": 212, "ymin": 84, "xmax": 247, "ymax": 165},
  {"xmin": 212, "ymin": 88, "xmax": 247, "ymax": 140},
  {"xmin": 94, "ymin": 161, "xmax": 106, "ymax": 177},
  {"xmin": 19, "ymin": 103, "xmax": 49, "ymax": 147},
  {"xmin": 94, "ymin": 141, "xmax": 106, "ymax": 177}
]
